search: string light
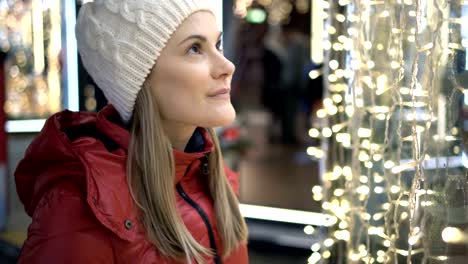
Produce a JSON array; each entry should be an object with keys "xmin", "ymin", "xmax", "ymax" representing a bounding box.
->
[
  {"xmin": 308, "ymin": 0, "xmax": 467, "ymax": 262},
  {"xmin": 441, "ymin": 227, "xmax": 468, "ymax": 244},
  {"xmin": 2, "ymin": 0, "xmax": 63, "ymax": 119}
]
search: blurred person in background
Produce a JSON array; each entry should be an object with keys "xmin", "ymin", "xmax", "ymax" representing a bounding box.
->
[
  {"xmin": 303, "ymin": 62, "xmax": 323, "ymax": 130},
  {"xmin": 14, "ymin": 1, "xmax": 248, "ymax": 263},
  {"xmin": 252, "ymin": 8, "xmax": 284, "ymax": 144},
  {"xmin": 230, "ymin": 12, "xmax": 265, "ymax": 111},
  {"xmin": 277, "ymin": 20, "xmax": 309, "ymax": 145}
]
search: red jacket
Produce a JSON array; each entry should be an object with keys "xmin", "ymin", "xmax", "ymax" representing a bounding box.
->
[{"xmin": 15, "ymin": 105, "xmax": 248, "ymax": 264}]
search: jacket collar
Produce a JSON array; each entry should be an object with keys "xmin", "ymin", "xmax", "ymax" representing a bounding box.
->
[
  {"xmin": 96, "ymin": 105, "xmax": 214, "ymax": 184},
  {"xmin": 173, "ymin": 128, "xmax": 212, "ymax": 183}
]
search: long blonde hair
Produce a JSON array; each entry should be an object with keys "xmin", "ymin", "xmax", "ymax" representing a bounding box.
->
[{"xmin": 127, "ymin": 83, "xmax": 248, "ymax": 263}]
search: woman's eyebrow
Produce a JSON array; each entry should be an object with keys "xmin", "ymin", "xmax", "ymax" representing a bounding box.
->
[{"xmin": 178, "ymin": 32, "xmax": 223, "ymax": 46}]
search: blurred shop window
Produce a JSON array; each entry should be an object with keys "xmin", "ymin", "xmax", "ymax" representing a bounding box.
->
[
  {"xmin": 1, "ymin": 0, "xmax": 63, "ymax": 120},
  {"xmin": 230, "ymin": 0, "xmax": 321, "ymax": 213},
  {"xmin": 76, "ymin": 1, "xmax": 107, "ymax": 113}
]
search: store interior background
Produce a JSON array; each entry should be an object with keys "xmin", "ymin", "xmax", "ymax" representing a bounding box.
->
[{"xmin": 0, "ymin": 0, "xmax": 328, "ymax": 263}]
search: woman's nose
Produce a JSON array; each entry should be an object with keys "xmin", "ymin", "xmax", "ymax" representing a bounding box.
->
[{"xmin": 212, "ymin": 53, "xmax": 235, "ymax": 79}]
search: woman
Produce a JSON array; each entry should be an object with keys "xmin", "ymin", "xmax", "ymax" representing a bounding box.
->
[{"xmin": 14, "ymin": 1, "xmax": 248, "ymax": 263}]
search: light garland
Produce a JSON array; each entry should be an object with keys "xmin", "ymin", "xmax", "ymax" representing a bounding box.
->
[
  {"xmin": 2, "ymin": 0, "xmax": 62, "ymax": 119},
  {"xmin": 235, "ymin": 0, "xmax": 311, "ymax": 24},
  {"xmin": 308, "ymin": 0, "xmax": 467, "ymax": 263}
]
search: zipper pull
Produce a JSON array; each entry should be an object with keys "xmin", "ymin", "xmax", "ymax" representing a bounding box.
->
[{"xmin": 202, "ymin": 155, "xmax": 209, "ymax": 175}]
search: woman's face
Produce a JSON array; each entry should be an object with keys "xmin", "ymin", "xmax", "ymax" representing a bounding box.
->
[{"xmin": 146, "ymin": 11, "xmax": 236, "ymax": 131}]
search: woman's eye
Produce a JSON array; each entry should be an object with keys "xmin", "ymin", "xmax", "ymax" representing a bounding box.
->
[
  {"xmin": 216, "ymin": 40, "xmax": 223, "ymax": 51},
  {"xmin": 188, "ymin": 44, "xmax": 201, "ymax": 54}
]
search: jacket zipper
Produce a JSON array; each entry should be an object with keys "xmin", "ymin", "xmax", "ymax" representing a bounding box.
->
[{"xmin": 176, "ymin": 156, "xmax": 221, "ymax": 264}]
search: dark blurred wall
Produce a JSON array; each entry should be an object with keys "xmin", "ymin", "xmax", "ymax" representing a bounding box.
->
[{"xmin": 0, "ymin": 51, "xmax": 7, "ymax": 230}]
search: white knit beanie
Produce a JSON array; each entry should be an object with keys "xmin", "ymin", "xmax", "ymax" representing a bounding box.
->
[{"xmin": 75, "ymin": 0, "xmax": 218, "ymax": 122}]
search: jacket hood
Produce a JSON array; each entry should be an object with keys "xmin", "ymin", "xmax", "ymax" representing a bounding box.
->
[
  {"xmin": 15, "ymin": 110, "xmax": 97, "ymax": 217},
  {"xmin": 15, "ymin": 105, "xmax": 214, "ymax": 218}
]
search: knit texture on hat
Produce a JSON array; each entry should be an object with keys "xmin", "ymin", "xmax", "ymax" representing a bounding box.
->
[{"xmin": 76, "ymin": 0, "xmax": 217, "ymax": 122}]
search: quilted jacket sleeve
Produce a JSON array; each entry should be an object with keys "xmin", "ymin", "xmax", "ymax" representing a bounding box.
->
[
  {"xmin": 18, "ymin": 185, "xmax": 114, "ymax": 264},
  {"xmin": 224, "ymin": 164, "xmax": 240, "ymax": 197}
]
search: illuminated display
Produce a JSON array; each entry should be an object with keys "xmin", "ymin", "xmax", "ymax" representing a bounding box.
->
[
  {"xmin": 1, "ymin": 0, "xmax": 63, "ymax": 120},
  {"xmin": 308, "ymin": 0, "xmax": 467, "ymax": 263}
]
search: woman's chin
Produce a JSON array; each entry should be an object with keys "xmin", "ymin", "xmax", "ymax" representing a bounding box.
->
[{"xmin": 206, "ymin": 105, "xmax": 236, "ymax": 127}]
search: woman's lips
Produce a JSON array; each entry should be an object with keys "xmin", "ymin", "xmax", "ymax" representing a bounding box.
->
[{"xmin": 207, "ymin": 88, "xmax": 230, "ymax": 98}]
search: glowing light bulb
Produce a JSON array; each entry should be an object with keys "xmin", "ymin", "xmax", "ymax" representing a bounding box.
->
[
  {"xmin": 359, "ymin": 152, "xmax": 370, "ymax": 162},
  {"xmin": 372, "ymin": 213, "xmax": 384, "ymax": 221},
  {"xmin": 327, "ymin": 26, "xmax": 337, "ymax": 35},
  {"xmin": 311, "ymin": 242, "xmax": 320, "ymax": 252},
  {"xmin": 313, "ymin": 193, "xmax": 323, "ymax": 201},
  {"xmin": 350, "ymin": 253, "xmax": 360, "ymax": 261},
  {"xmin": 383, "ymin": 240, "xmax": 391, "ymax": 247},
  {"xmin": 391, "ymin": 31, "xmax": 402, "ymax": 39},
  {"xmin": 380, "ymin": 10, "xmax": 390, "ymax": 17},
  {"xmin": 328, "ymin": 74, "xmax": 338, "ymax": 82},
  {"xmin": 332, "ymin": 94, "xmax": 343, "ymax": 103},
  {"xmin": 304, "ymin": 225, "xmax": 315, "ymax": 235},
  {"xmin": 399, "ymin": 201, "xmax": 409, "ymax": 207},
  {"xmin": 356, "ymin": 185, "xmax": 370, "ymax": 195},
  {"xmin": 333, "ymin": 189, "xmax": 344, "ymax": 196},
  {"xmin": 317, "ymin": 109, "xmax": 327, "ymax": 118},
  {"xmin": 339, "ymin": 221, "xmax": 348, "ymax": 229},
  {"xmin": 359, "ymin": 175, "xmax": 368, "ymax": 183},
  {"xmin": 308, "ymin": 252, "xmax": 321, "ymax": 264},
  {"xmin": 373, "ymin": 154, "xmax": 382, "ymax": 161},
  {"xmin": 308, "ymin": 128, "xmax": 320, "ymax": 138},
  {"xmin": 374, "ymin": 186, "xmax": 384, "ymax": 194},
  {"xmin": 342, "ymin": 166, "xmax": 352, "ymax": 179},
  {"xmin": 382, "ymin": 203, "xmax": 390, "ymax": 210},
  {"xmin": 442, "ymin": 227, "xmax": 465, "ymax": 243},
  {"xmin": 337, "ymin": 35, "xmax": 347, "ymax": 43},
  {"xmin": 309, "ymin": 70, "xmax": 321, "ymax": 79},
  {"xmin": 335, "ymin": 69, "xmax": 345, "ymax": 78},
  {"xmin": 307, "ymin": 147, "xmax": 324, "ymax": 159},
  {"xmin": 364, "ymin": 41, "xmax": 372, "ymax": 50},
  {"xmin": 332, "ymin": 43, "xmax": 343, "ymax": 51},
  {"xmin": 327, "ymin": 105, "xmax": 338, "ymax": 115},
  {"xmin": 333, "ymin": 166, "xmax": 343, "ymax": 178},
  {"xmin": 358, "ymin": 128, "xmax": 372, "ymax": 138},
  {"xmin": 324, "ymin": 238, "xmax": 335, "ymax": 247},
  {"xmin": 391, "ymin": 61, "xmax": 401, "ymax": 69},
  {"xmin": 329, "ymin": 60, "xmax": 339, "ymax": 70},
  {"xmin": 384, "ymin": 160, "xmax": 395, "ymax": 169},
  {"xmin": 334, "ymin": 230, "xmax": 350, "ymax": 241},
  {"xmin": 390, "ymin": 185, "xmax": 400, "ymax": 193},
  {"xmin": 312, "ymin": 185, "xmax": 322, "ymax": 194},
  {"xmin": 408, "ymin": 235, "xmax": 420, "ymax": 245},
  {"xmin": 336, "ymin": 14, "xmax": 346, "ymax": 22},
  {"xmin": 347, "ymin": 27, "xmax": 358, "ymax": 36},
  {"xmin": 322, "ymin": 128, "xmax": 333, "ymax": 138},
  {"xmin": 345, "ymin": 106, "xmax": 355, "ymax": 117}
]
